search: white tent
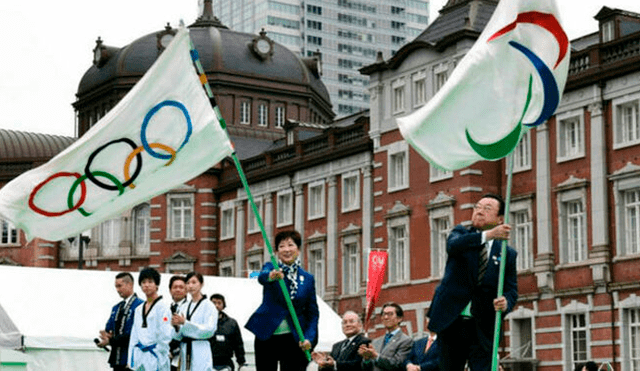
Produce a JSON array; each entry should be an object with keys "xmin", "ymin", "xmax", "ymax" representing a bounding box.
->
[{"xmin": 0, "ymin": 265, "xmax": 342, "ymax": 371}]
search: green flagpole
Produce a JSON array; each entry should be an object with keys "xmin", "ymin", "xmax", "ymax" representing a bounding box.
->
[
  {"xmin": 491, "ymin": 151, "xmax": 515, "ymax": 371},
  {"xmin": 187, "ymin": 35, "xmax": 312, "ymax": 362}
]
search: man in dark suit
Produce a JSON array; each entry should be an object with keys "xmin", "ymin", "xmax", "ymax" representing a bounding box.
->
[
  {"xmin": 359, "ymin": 302, "xmax": 413, "ymax": 371},
  {"xmin": 313, "ymin": 311, "xmax": 370, "ymax": 370},
  {"xmin": 404, "ymin": 317, "xmax": 439, "ymax": 371},
  {"xmin": 427, "ymin": 193, "xmax": 518, "ymax": 371},
  {"xmin": 97, "ymin": 272, "xmax": 144, "ymax": 371}
]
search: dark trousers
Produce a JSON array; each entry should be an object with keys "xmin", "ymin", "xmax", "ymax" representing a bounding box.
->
[
  {"xmin": 438, "ymin": 316, "xmax": 491, "ymax": 371},
  {"xmin": 112, "ymin": 366, "xmax": 131, "ymax": 371},
  {"xmin": 254, "ymin": 333, "xmax": 309, "ymax": 371}
]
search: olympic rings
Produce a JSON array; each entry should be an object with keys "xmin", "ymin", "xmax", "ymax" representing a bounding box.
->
[
  {"xmin": 85, "ymin": 138, "xmax": 142, "ymax": 191},
  {"xmin": 141, "ymin": 100, "xmax": 192, "ymax": 160},
  {"xmin": 124, "ymin": 143, "xmax": 177, "ymax": 189},
  {"xmin": 27, "ymin": 99, "xmax": 194, "ymax": 218},
  {"xmin": 29, "ymin": 172, "xmax": 87, "ymax": 217},
  {"xmin": 68, "ymin": 171, "xmax": 125, "ymax": 217}
]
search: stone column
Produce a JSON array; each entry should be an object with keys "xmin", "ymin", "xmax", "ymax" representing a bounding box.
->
[
  {"xmin": 326, "ymin": 175, "xmax": 339, "ymax": 306},
  {"xmin": 235, "ymin": 200, "xmax": 245, "ymax": 277},
  {"xmin": 534, "ymin": 123, "xmax": 555, "ymax": 291},
  {"xmin": 362, "ymin": 159, "xmax": 373, "ymax": 283},
  {"xmin": 294, "ymin": 184, "xmax": 305, "ymax": 264},
  {"xmin": 264, "ymin": 194, "xmax": 274, "ymax": 262}
]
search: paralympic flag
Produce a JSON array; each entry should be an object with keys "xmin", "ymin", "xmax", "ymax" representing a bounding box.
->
[
  {"xmin": 0, "ymin": 28, "xmax": 234, "ymax": 241},
  {"xmin": 396, "ymin": 0, "xmax": 569, "ymax": 171}
]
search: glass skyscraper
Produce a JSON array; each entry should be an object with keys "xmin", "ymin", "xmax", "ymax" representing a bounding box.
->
[{"xmin": 213, "ymin": 0, "xmax": 429, "ymax": 117}]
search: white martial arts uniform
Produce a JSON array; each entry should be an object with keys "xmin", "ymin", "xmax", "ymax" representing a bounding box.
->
[
  {"xmin": 128, "ymin": 297, "xmax": 173, "ymax": 371},
  {"xmin": 172, "ymin": 297, "xmax": 218, "ymax": 371}
]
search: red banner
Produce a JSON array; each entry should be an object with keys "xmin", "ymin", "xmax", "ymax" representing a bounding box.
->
[{"xmin": 364, "ymin": 250, "xmax": 388, "ymax": 328}]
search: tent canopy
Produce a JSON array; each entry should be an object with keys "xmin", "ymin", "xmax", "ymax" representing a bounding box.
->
[{"xmin": 0, "ymin": 265, "xmax": 343, "ymax": 351}]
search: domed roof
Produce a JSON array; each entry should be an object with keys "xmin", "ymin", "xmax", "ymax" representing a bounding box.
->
[
  {"xmin": 77, "ymin": 9, "xmax": 331, "ymax": 104},
  {"xmin": 0, "ymin": 129, "xmax": 74, "ymax": 159}
]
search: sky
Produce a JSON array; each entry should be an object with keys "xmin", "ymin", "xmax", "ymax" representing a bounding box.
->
[{"xmin": 1, "ymin": 0, "xmax": 639, "ymax": 137}]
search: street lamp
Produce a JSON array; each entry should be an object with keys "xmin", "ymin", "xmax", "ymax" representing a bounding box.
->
[{"xmin": 67, "ymin": 233, "xmax": 91, "ymax": 269}]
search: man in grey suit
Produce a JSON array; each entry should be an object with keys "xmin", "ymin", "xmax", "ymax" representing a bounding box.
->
[{"xmin": 358, "ymin": 302, "xmax": 413, "ymax": 371}]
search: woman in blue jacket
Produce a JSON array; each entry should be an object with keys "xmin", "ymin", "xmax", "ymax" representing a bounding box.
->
[{"xmin": 245, "ymin": 230, "xmax": 319, "ymax": 371}]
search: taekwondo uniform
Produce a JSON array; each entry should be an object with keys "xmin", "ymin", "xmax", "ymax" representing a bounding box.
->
[
  {"xmin": 172, "ymin": 297, "xmax": 218, "ymax": 371},
  {"xmin": 128, "ymin": 297, "xmax": 173, "ymax": 371}
]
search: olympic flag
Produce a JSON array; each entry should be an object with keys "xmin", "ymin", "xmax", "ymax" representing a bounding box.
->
[
  {"xmin": 0, "ymin": 28, "xmax": 234, "ymax": 241},
  {"xmin": 396, "ymin": 0, "xmax": 569, "ymax": 171}
]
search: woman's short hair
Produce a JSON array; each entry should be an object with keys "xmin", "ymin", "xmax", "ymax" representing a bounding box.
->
[
  {"xmin": 274, "ymin": 230, "xmax": 302, "ymax": 251},
  {"xmin": 186, "ymin": 271, "xmax": 204, "ymax": 284},
  {"xmin": 138, "ymin": 267, "xmax": 160, "ymax": 286}
]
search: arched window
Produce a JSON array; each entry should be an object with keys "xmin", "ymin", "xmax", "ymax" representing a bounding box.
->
[{"xmin": 133, "ymin": 203, "xmax": 150, "ymax": 255}]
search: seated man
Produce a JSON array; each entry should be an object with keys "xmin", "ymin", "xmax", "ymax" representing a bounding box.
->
[
  {"xmin": 313, "ymin": 311, "xmax": 370, "ymax": 371},
  {"xmin": 404, "ymin": 316, "xmax": 439, "ymax": 371}
]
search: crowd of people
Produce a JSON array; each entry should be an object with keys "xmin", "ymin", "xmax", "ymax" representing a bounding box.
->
[{"xmin": 97, "ymin": 193, "xmax": 518, "ymax": 371}]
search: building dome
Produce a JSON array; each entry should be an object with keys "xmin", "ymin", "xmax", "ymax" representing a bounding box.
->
[{"xmin": 76, "ymin": 5, "xmax": 331, "ymax": 105}]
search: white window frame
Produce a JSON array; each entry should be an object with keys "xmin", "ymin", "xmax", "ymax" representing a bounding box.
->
[
  {"xmin": 557, "ymin": 187, "xmax": 588, "ymax": 264},
  {"xmin": 556, "ymin": 110, "xmax": 585, "ymax": 162},
  {"xmin": 387, "ymin": 218, "xmax": 410, "ymax": 283},
  {"xmin": 510, "ymin": 198, "xmax": 534, "ymax": 271},
  {"xmin": 220, "ymin": 260, "xmax": 235, "ymax": 277},
  {"xmin": 613, "ymin": 94, "xmax": 640, "ymax": 149},
  {"xmin": 342, "ymin": 234, "xmax": 361, "ymax": 295},
  {"xmin": 513, "ymin": 130, "xmax": 532, "ymax": 172},
  {"xmin": 277, "ymin": 189, "xmax": 293, "ymax": 227},
  {"xmin": 308, "ymin": 240, "xmax": 325, "ymax": 297},
  {"xmin": 247, "ymin": 197, "xmax": 263, "ymax": 234},
  {"xmin": 433, "ymin": 62, "xmax": 449, "ymax": 92},
  {"xmin": 167, "ymin": 193, "xmax": 195, "ymax": 240},
  {"xmin": 258, "ymin": 103, "xmax": 268, "ymax": 127},
  {"xmin": 387, "ymin": 142, "xmax": 409, "ymax": 193},
  {"xmin": 430, "ymin": 164, "xmax": 453, "ymax": 182},
  {"xmin": 613, "ymin": 170, "xmax": 640, "ymax": 258},
  {"xmin": 602, "ymin": 20, "xmax": 614, "ymax": 43},
  {"xmin": 275, "ymin": 106, "xmax": 286, "ymax": 128},
  {"xmin": 412, "ymin": 70, "xmax": 427, "ymax": 107},
  {"xmin": 341, "ymin": 171, "xmax": 361, "ymax": 213},
  {"xmin": 429, "ymin": 206, "xmax": 453, "ymax": 278},
  {"xmin": 100, "ymin": 217, "xmax": 121, "ymax": 257},
  {"xmin": 0, "ymin": 218, "xmax": 19, "ymax": 246},
  {"xmin": 220, "ymin": 201, "xmax": 235, "ymax": 240},
  {"xmin": 132, "ymin": 203, "xmax": 150, "ymax": 255},
  {"xmin": 240, "ymin": 100, "xmax": 251, "ymax": 125},
  {"xmin": 247, "ymin": 254, "xmax": 263, "ymax": 277},
  {"xmin": 620, "ymin": 296, "xmax": 640, "ymax": 371},
  {"xmin": 392, "ymin": 78, "xmax": 406, "ymax": 114},
  {"xmin": 307, "ymin": 180, "xmax": 326, "ymax": 220},
  {"xmin": 561, "ymin": 302, "xmax": 590, "ymax": 371},
  {"xmin": 508, "ymin": 307, "xmax": 536, "ymax": 360}
]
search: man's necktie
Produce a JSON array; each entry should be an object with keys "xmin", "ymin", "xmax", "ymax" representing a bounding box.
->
[
  {"xmin": 478, "ymin": 243, "xmax": 489, "ymax": 284},
  {"xmin": 383, "ymin": 333, "xmax": 393, "ymax": 348},
  {"xmin": 425, "ymin": 336, "xmax": 434, "ymax": 353}
]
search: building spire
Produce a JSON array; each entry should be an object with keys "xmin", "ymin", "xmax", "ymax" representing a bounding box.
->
[{"xmin": 189, "ymin": 0, "xmax": 228, "ymax": 29}]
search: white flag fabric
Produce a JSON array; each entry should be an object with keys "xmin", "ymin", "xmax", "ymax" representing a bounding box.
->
[
  {"xmin": 396, "ymin": 0, "xmax": 570, "ymax": 171},
  {"xmin": 0, "ymin": 28, "xmax": 234, "ymax": 241}
]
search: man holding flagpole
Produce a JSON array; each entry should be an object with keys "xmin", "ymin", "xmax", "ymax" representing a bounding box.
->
[{"xmin": 427, "ymin": 194, "xmax": 517, "ymax": 371}]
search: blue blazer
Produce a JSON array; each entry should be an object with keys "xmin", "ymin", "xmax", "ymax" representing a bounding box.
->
[
  {"xmin": 245, "ymin": 262, "xmax": 319, "ymax": 347},
  {"xmin": 403, "ymin": 336, "xmax": 440, "ymax": 371},
  {"xmin": 105, "ymin": 294, "xmax": 143, "ymax": 367},
  {"xmin": 428, "ymin": 225, "xmax": 518, "ymax": 348}
]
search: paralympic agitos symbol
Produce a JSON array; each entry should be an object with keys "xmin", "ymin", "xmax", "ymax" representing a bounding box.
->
[
  {"xmin": 28, "ymin": 100, "xmax": 193, "ymax": 217},
  {"xmin": 465, "ymin": 11, "xmax": 569, "ymax": 160}
]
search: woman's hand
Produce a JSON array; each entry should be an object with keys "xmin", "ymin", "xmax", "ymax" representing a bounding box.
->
[
  {"xmin": 269, "ymin": 269, "xmax": 284, "ymax": 281},
  {"xmin": 299, "ymin": 339, "xmax": 312, "ymax": 352}
]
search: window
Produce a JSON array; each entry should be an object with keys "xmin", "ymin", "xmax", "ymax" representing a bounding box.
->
[
  {"xmin": 622, "ymin": 189, "xmax": 640, "ymax": 255},
  {"xmin": 307, "ymin": 20, "xmax": 322, "ymax": 30},
  {"xmin": 630, "ymin": 308, "xmax": 640, "ymax": 370},
  {"xmin": 247, "ymin": 198, "xmax": 263, "ymax": 234},
  {"xmin": 275, "ymin": 106, "xmax": 285, "ymax": 128},
  {"xmin": 342, "ymin": 171, "xmax": 360, "ymax": 212},
  {"xmin": 240, "ymin": 101, "xmax": 251, "ymax": 124},
  {"xmin": 431, "ymin": 216, "xmax": 449, "ymax": 277},
  {"xmin": 557, "ymin": 113, "xmax": 584, "ymax": 161},
  {"xmin": 602, "ymin": 20, "xmax": 614, "ymax": 42},
  {"xmin": 510, "ymin": 200, "xmax": 534, "ymax": 270},
  {"xmin": 1, "ymin": 219, "xmax": 18, "ymax": 245},
  {"xmin": 513, "ymin": 130, "xmax": 531, "ymax": 172},
  {"xmin": 220, "ymin": 261, "xmax": 234, "ymax": 277},
  {"xmin": 133, "ymin": 204, "xmax": 150, "ymax": 255},
  {"xmin": 510, "ymin": 314, "xmax": 534, "ymax": 360},
  {"xmin": 388, "ymin": 146, "xmax": 408, "ymax": 192},
  {"xmin": 343, "ymin": 238, "xmax": 360, "ymax": 294},
  {"xmin": 430, "ymin": 164, "xmax": 453, "ymax": 182},
  {"xmin": 570, "ymin": 314, "xmax": 588, "ymax": 368},
  {"xmin": 393, "ymin": 86, "xmax": 405, "ymax": 113},
  {"xmin": 558, "ymin": 187, "xmax": 587, "ymax": 264},
  {"xmin": 308, "ymin": 181, "xmax": 325, "ymax": 220},
  {"xmin": 388, "ymin": 225, "xmax": 409, "ymax": 283},
  {"xmin": 100, "ymin": 218, "xmax": 121, "ymax": 256},
  {"xmin": 308, "ymin": 241, "xmax": 325, "ymax": 296},
  {"xmin": 220, "ymin": 203, "xmax": 235, "ymax": 240},
  {"xmin": 413, "ymin": 77, "xmax": 426, "ymax": 106},
  {"xmin": 307, "ymin": 35, "xmax": 322, "ymax": 45},
  {"xmin": 614, "ymin": 96, "xmax": 640, "ymax": 148},
  {"xmin": 258, "ymin": 104, "xmax": 268, "ymax": 127},
  {"xmin": 434, "ymin": 63, "xmax": 449, "ymax": 92},
  {"xmin": 277, "ymin": 190, "xmax": 293, "ymax": 226},
  {"xmin": 307, "ymin": 4, "xmax": 322, "ymax": 15},
  {"xmin": 168, "ymin": 195, "xmax": 194, "ymax": 240}
]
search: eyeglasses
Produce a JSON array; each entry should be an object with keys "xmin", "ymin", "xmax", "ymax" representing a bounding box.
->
[
  {"xmin": 381, "ymin": 311, "xmax": 396, "ymax": 317},
  {"xmin": 474, "ymin": 204, "xmax": 494, "ymax": 212}
]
